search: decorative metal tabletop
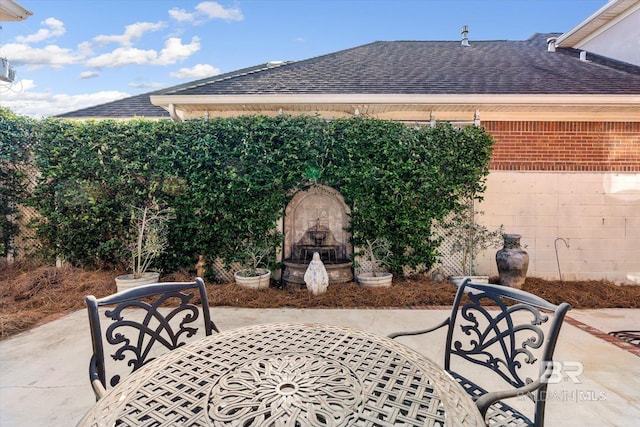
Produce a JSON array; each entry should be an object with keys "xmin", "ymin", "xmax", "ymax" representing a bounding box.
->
[{"xmin": 78, "ymin": 323, "xmax": 483, "ymax": 427}]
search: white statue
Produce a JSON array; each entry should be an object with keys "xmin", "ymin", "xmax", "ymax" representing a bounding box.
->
[{"xmin": 304, "ymin": 252, "xmax": 329, "ymax": 295}]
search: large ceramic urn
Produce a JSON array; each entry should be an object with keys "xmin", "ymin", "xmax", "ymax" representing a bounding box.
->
[{"xmin": 496, "ymin": 234, "xmax": 529, "ymax": 289}]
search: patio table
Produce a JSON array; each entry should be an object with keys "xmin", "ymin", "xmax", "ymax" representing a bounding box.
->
[{"xmin": 77, "ymin": 322, "xmax": 484, "ymax": 426}]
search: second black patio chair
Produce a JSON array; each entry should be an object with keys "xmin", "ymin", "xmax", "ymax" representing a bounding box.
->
[
  {"xmin": 388, "ymin": 279, "xmax": 571, "ymax": 427},
  {"xmin": 85, "ymin": 277, "xmax": 218, "ymax": 400}
]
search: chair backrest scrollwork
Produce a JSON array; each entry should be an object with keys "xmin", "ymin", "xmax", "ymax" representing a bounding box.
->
[
  {"xmin": 445, "ymin": 279, "xmax": 571, "ymax": 424},
  {"xmin": 86, "ymin": 278, "xmax": 217, "ymax": 398}
]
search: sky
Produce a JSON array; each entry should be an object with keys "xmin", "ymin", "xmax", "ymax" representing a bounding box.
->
[{"xmin": 0, "ymin": 0, "xmax": 607, "ymax": 118}]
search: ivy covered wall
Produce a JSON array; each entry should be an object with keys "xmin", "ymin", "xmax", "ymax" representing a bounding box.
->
[{"xmin": 5, "ymin": 112, "xmax": 494, "ymax": 278}]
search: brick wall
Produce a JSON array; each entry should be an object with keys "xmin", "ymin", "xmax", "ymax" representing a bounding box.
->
[{"xmin": 484, "ymin": 121, "xmax": 640, "ymax": 172}]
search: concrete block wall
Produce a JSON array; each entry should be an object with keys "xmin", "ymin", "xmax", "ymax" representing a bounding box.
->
[{"xmin": 472, "ymin": 172, "xmax": 639, "ymax": 283}]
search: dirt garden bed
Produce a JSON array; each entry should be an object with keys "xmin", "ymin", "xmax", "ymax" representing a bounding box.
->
[{"xmin": 1, "ymin": 262, "xmax": 639, "ymax": 340}]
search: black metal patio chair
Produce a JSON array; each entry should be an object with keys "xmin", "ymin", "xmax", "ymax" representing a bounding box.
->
[
  {"xmin": 85, "ymin": 277, "xmax": 218, "ymax": 400},
  {"xmin": 388, "ymin": 278, "xmax": 571, "ymax": 427}
]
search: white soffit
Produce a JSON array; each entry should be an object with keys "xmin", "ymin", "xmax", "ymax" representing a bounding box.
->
[
  {"xmin": 556, "ymin": 0, "xmax": 639, "ymax": 47},
  {"xmin": 150, "ymin": 94, "xmax": 640, "ymax": 118},
  {"xmin": 0, "ymin": 0, "xmax": 33, "ymax": 21}
]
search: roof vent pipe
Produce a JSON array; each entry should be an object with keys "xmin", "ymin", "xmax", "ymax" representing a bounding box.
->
[
  {"xmin": 546, "ymin": 37, "xmax": 557, "ymax": 52},
  {"xmin": 580, "ymin": 51, "xmax": 588, "ymax": 61},
  {"xmin": 461, "ymin": 25, "xmax": 470, "ymax": 46}
]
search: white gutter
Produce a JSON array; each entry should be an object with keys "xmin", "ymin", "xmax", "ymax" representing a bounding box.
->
[{"xmin": 151, "ymin": 93, "xmax": 640, "ymax": 108}]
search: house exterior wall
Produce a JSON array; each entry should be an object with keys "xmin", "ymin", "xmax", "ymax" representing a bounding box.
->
[
  {"xmin": 471, "ymin": 121, "xmax": 640, "ymax": 283},
  {"xmin": 574, "ymin": 5, "xmax": 640, "ymax": 66}
]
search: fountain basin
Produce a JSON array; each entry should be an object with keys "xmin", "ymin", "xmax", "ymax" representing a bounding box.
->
[{"xmin": 283, "ymin": 260, "xmax": 353, "ymax": 287}]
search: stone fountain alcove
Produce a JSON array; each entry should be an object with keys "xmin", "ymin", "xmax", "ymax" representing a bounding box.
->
[{"xmin": 282, "ymin": 185, "xmax": 353, "ymax": 287}]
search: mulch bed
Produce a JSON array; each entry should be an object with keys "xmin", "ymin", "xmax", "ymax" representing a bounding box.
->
[{"xmin": 1, "ymin": 263, "xmax": 639, "ymax": 340}]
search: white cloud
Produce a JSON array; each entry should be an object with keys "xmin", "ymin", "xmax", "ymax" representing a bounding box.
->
[
  {"xmin": 128, "ymin": 81, "xmax": 164, "ymax": 89},
  {"xmin": 15, "ymin": 18, "xmax": 65, "ymax": 44},
  {"xmin": 169, "ymin": 8, "xmax": 195, "ymax": 23},
  {"xmin": 196, "ymin": 2, "xmax": 243, "ymax": 21},
  {"xmin": 93, "ymin": 21, "xmax": 166, "ymax": 47},
  {"xmin": 170, "ymin": 63, "xmax": 220, "ymax": 79},
  {"xmin": 85, "ymin": 47, "xmax": 158, "ymax": 68},
  {"xmin": 1, "ymin": 78, "xmax": 36, "ymax": 92},
  {"xmin": 1, "ymin": 43, "xmax": 84, "ymax": 68},
  {"xmin": 171, "ymin": 2, "xmax": 243, "ymax": 24},
  {"xmin": 77, "ymin": 41, "xmax": 94, "ymax": 57},
  {"xmin": 156, "ymin": 37, "xmax": 200, "ymax": 65},
  {"xmin": 85, "ymin": 36, "xmax": 200, "ymax": 68},
  {"xmin": 0, "ymin": 80, "xmax": 129, "ymax": 118},
  {"xmin": 79, "ymin": 71, "xmax": 100, "ymax": 79}
]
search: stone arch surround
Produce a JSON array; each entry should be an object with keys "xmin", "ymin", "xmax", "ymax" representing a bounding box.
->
[
  {"xmin": 283, "ymin": 185, "xmax": 352, "ymax": 262},
  {"xmin": 282, "ymin": 185, "xmax": 353, "ymax": 286}
]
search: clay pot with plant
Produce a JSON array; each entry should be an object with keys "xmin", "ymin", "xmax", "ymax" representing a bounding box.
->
[
  {"xmin": 115, "ymin": 200, "xmax": 175, "ymax": 292},
  {"xmin": 233, "ymin": 230, "xmax": 282, "ymax": 289},
  {"xmin": 356, "ymin": 237, "xmax": 394, "ymax": 287}
]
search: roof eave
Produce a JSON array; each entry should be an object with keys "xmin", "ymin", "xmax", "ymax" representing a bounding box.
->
[
  {"xmin": 556, "ymin": 0, "xmax": 638, "ymax": 47},
  {"xmin": 150, "ymin": 93, "xmax": 640, "ymax": 122},
  {"xmin": 0, "ymin": 0, "xmax": 32, "ymax": 21}
]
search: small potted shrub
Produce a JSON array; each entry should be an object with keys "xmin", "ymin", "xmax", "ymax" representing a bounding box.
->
[
  {"xmin": 233, "ymin": 231, "xmax": 282, "ymax": 289},
  {"xmin": 115, "ymin": 200, "xmax": 175, "ymax": 292},
  {"xmin": 356, "ymin": 237, "xmax": 393, "ymax": 287}
]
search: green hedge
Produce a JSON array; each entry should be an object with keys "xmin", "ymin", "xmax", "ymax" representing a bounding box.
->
[{"xmin": 18, "ymin": 114, "xmax": 493, "ymax": 277}]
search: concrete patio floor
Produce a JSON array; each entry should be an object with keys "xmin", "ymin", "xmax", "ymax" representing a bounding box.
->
[{"xmin": 1, "ymin": 307, "xmax": 639, "ymax": 426}]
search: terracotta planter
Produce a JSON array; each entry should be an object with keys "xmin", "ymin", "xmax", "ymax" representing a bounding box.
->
[
  {"xmin": 115, "ymin": 271, "xmax": 161, "ymax": 293},
  {"xmin": 357, "ymin": 272, "xmax": 393, "ymax": 288},
  {"xmin": 496, "ymin": 234, "xmax": 529, "ymax": 289},
  {"xmin": 234, "ymin": 268, "xmax": 271, "ymax": 289}
]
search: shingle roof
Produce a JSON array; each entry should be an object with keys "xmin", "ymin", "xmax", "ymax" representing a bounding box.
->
[
  {"xmin": 56, "ymin": 91, "xmax": 170, "ymax": 119},
  {"xmin": 55, "ymin": 63, "xmax": 276, "ymax": 119},
  {"xmin": 57, "ymin": 33, "xmax": 640, "ymax": 119}
]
